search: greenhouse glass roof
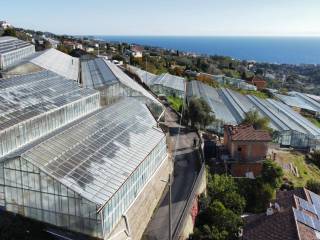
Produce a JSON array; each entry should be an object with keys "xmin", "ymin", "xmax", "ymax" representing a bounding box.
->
[
  {"xmin": 187, "ymin": 81, "xmax": 320, "ymax": 137},
  {"xmin": 0, "ymin": 36, "xmax": 33, "ymax": 54},
  {"xmin": 81, "ymin": 58, "xmax": 118, "ymax": 88},
  {"xmin": 20, "ymin": 98, "xmax": 165, "ymax": 205},
  {"xmin": 30, "ymin": 49, "xmax": 79, "ymax": 81},
  {"xmin": 126, "ymin": 65, "xmax": 157, "ymax": 85},
  {"xmin": 152, "ymin": 73, "xmax": 185, "ymax": 92},
  {"xmin": 276, "ymin": 93, "xmax": 317, "ymax": 112},
  {"xmin": 288, "ymin": 92, "xmax": 320, "ymax": 113},
  {"xmin": 82, "ymin": 58, "xmax": 160, "ymax": 104},
  {"xmin": 188, "ymin": 81, "xmax": 237, "ymax": 124},
  {"xmin": 0, "ymin": 70, "xmax": 98, "ymax": 132}
]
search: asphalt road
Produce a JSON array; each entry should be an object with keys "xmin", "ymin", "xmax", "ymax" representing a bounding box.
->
[{"xmin": 143, "ymin": 107, "xmax": 199, "ymax": 240}]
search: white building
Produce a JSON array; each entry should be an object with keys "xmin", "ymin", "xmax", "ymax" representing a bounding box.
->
[
  {"xmin": 0, "ymin": 36, "xmax": 35, "ymax": 70},
  {"xmin": 76, "ymin": 43, "xmax": 83, "ymax": 50},
  {"xmin": 0, "ymin": 21, "xmax": 12, "ymax": 30},
  {"xmin": 86, "ymin": 47, "xmax": 94, "ymax": 53},
  {"xmin": 46, "ymin": 37, "xmax": 60, "ymax": 48},
  {"xmin": 131, "ymin": 45, "xmax": 143, "ymax": 58}
]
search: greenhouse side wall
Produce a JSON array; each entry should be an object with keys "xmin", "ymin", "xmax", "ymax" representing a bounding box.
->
[
  {"xmin": 102, "ymin": 137, "xmax": 167, "ymax": 238},
  {"xmin": 0, "ymin": 157, "xmax": 103, "ymax": 238},
  {"xmin": 0, "ymin": 45, "xmax": 35, "ymax": 70},
  {"xmin": 0, "ymin": 93, "xmax": 100, "ymax": 158},
  {"xmin": 151, "ymin": 84, "xmax": 184, "ymax": 98}
]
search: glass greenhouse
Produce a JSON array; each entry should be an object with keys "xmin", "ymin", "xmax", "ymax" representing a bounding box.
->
[
  {"xmin": 81, "ymin": 58, "xmax": 163, "ymax": 117},
  {"xmin": 150, "ymin": 73, "xmax": 185, "ymax": 98},
  {"xmin": 0, "ymin": 36, "xmax": 35, "ymax": 70},
  {"xmin": 0, "ymin": 98, "xmax": 167, "ymax": 238},
  {"xmin": 30, "ymin": 48, "xmax": 80, "ymax": 81},
  {"xmin": 188, "ymin": 80, "xmax": 320, "ymax": 149},
  {"xmin": 0, "ymin": 70, "xmax": 100, "ymax": 158}
]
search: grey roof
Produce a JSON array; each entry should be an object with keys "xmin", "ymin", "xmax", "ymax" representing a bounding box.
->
[
  {"xmin": 187, "ymin": 80, "xmax": 320, "ymax": 137},
  {"xmin": 306, "ymin": 93, "xmax": 320, "ymax": 103},
  {"xmin": 30, "ymin": 49, "xmax": 79, "ymax": 81},
  {"xmin": 276, "ymin": 93, "xmax": 317, "ymax": 112},
  {"xmin": 0, "ymin": 36, "xmax": 33, "ymax": 54},
  {"xmin": 20, "ymin": 98, "xmax": 165, "ymax": 205},
  {"xmin": 82, "ymin": 58, "xmax": 160, "ymax": 104},
  {"xmin": 151, "ymin": 73, "xmax": 185, "ymax": 92},
  {"xmin": 188, "ymin": 81, "xmax": 237, "ymax": 124},
  {"xmin": 126, "ymin": 65, "xmax": 157, "ymax": 85},
  {"xmin": 0, "ymin": 70, "xmax": 98, "ymax": 132},
  {"xmin": 289, "ymin": 92, "xmax": 320, "ymax": 113},
  {"xmin": 81, "ymin": 58, "xmax": 118, "ymax": 88}
]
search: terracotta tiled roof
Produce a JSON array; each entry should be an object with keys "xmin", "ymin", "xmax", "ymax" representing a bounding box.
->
[
  {"xmin": 225, "ymin": 124, "xmax": 272, "ymax": 142},
  {"xmin": 131, "ymin": 45, "xmax": 144, "ymax": 52},
  {"xmin": 243, "ymin": 209, "xmax": 299, "ymax": 240},
  {"xmin": 250, "ymin": 76, "xmax": 267, "ymax": 83},
  {"xmin": 275, "ymin": 188, "xmax": 308, "ymax": 209},
  {"xmin": 243, "ymin": 188, "xmax": 319, "ymax": 240}
]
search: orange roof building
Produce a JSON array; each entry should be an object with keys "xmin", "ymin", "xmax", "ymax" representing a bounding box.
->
[
  {"xmin": 247, "ymin": 76, "xmax": 267, "ymax": 90},
  {"xmin": 224, "ymin": 124, "xmax": 271, "ymax": 162}
]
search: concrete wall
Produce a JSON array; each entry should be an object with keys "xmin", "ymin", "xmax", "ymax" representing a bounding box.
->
[{"xmin": 107, "ymin": 156, "xmax": 172, "ymax": 240}]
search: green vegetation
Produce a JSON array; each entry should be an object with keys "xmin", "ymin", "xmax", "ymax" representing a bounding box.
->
[
  {"xmin": 57, "ymin": 44, "xmax": 71, "ymax": 54},
  {"xmin": 222, "ymin": 69, "xmax": 241, "ymax": 78},
  {"xmin": 192, "ymin": 160, "xmax": 283, "ymax": 239},
  {"xmin": 242, "ymin": 110, "xmax": 271, "ymax": 132},
  {"xmin": 167, "ymin": 96, "xmax": 183, "ymax": 113},
  {"xmin": 185, "ymin": 97, "xmax": 215, "ymax": 129},
  {"xmin": 306, "ymin": 179, "xmax": 320, "ymax": 194},
  {"xmin": 305, "ymin": 115, "xmax": 320, "ymax": 128},
  {"xmin": 2, "ymin": 28, "xmax": 17, "ymax": 37},
  {"xmin": 220, "ymin": 83, "xmax": 270, "ymax": 99},
  {"xmin": 307, "ymin": 150, "xmax": 320, "ymax": 169},
  {"xmin": 236, "ymin": 89, "xmax": 269, "ymax": 99},
  {"xmin": 196, "ymin": 75, "xmax": 219, "ymax": 88},
  {"xmin": 192, "ymin": 174, "xmax": 244, "ymax": 240},
  {"xmin": 261, "ymin": 160, "xmax": 284, "ymax": 188},
  {"xmin": 275, "ymin": 150, "xmax": 320, "ymax": 187},
  {"xmin": 237, "ymin": 160, "xmax": 283, "ymax": 213}
]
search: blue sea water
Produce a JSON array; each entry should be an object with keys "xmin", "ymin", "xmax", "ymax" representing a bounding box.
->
[{"xmin": 96, "ymin": 36, "xmax": 320, "ymax": 65}]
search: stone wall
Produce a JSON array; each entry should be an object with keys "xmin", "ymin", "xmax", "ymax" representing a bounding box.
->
[{"xmin": 107, "ymin": 156, "xmax": 171, "ymax": 240}]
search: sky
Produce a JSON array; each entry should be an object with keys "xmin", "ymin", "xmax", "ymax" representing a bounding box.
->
[{"xmin": 2, "ymin": 0, "xmax": 320, "ymax": 36}]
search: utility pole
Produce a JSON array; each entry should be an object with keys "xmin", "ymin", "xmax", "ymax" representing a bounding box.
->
[{"xmin": 169, "ymin": 173, "xmax": 172, "ymax": 240}]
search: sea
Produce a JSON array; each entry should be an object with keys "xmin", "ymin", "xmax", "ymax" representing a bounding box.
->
[{"xmin": 95, "ymin": 36, "xmax": 320, "ymax": 65}]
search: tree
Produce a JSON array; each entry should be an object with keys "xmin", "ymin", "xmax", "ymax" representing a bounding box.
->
[
  {"xmin": 307, "ymin": 150, "xmax": 320, "ymax": 168},
  {"xmin": 57, "ymin": 44, "xmax": 70, "ymax": 54},
  {"xmin": 261, "ymin": 160, "xmax": 283, "ymax": 188},
  {"xmin": 192, "ymin": 201, "xmax": 243, "ymax": 240},
  {"xmin": 187, "ymin": 97, "xmax": 215, "ymax": 129},
  {"xmin": 44, "ymin": 40, "xmax": 52, "ymax": 50},
  {"xmin": 242, "ymin": 110, "xmax": 271, "ymax": 132},
  {"xmin": 2, "ymin": 28, "xmax": 17, "ymax": 37},
  {"xmin": 207, "ymin": 174, "xmax": 245, "ymax": 215},
  {"xmin": 306, "ymin": 179, "xmax": 320, "ymax": 194},
  {"xmin": 254, "ymin": 182, "xmax": 274, "ymax": 211},
  {"xmin": 196, "ymin": 75, "xmax": 219, "ymax": 88}
]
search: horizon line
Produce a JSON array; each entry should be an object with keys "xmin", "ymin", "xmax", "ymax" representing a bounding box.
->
[{"xmin": 75, "ymin": 34, "xmax": 320, "ymax": 37}]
